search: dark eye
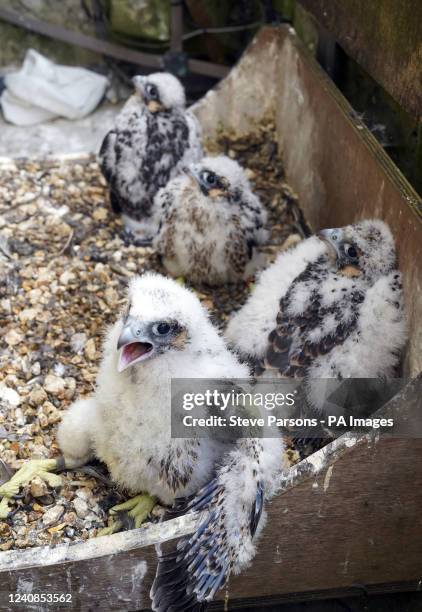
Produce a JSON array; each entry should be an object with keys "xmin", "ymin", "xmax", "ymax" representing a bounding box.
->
[
  {"xmin": 146, "ymin": 84, "xmax": 158, "ymax": 100},
  {"xmin": 153, "ymin": 321, "xmax": 171, "ymax": 336},
  {"xmin": 201, "ymin": 171, "xmax": 217, "ymax": 186},
  {"xmin": 344, "ymin": 243, "xmax": 358, "ymax": 259}
]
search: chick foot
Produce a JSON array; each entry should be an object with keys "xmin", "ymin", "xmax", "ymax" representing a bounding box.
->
[
  {"xmin": 97, "ymin": 493, "xmax": 157, "ymax": 536},
  {"xmin": 0, "ymin": 459, "xmax": 62, "ymax": 519}
]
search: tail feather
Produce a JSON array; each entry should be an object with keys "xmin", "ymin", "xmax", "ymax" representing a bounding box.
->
[
  {"xmin": 151, "ymin": 478, "xmax": 262, "ymax": 611},
  {"xmin": 151, "ymin": 437, "xmax": 283, "ymax": 612}
]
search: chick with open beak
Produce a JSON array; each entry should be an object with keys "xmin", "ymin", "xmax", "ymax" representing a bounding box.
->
[
  {"xmin": 117, "ymin": 317, "xmax": 155, "ymax": 371},
  {"xmin": 117, "ymin": 316, "xmax": 184, "ymax": 372}
]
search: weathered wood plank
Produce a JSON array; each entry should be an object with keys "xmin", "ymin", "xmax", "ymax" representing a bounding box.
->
[
  {"xmin": 298, "ymin": 0, "xmax": 422, "ymax": 119},
  {"xmin": 194, "ymin": 25, "xmax": 422, "ymax": 375},
  {"xmin": 272, "ymin": 29, "xmax": 422, "ymax": 376}
]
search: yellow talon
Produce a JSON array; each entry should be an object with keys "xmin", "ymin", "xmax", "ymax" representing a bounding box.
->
[
  {"xmin": 0, "ymin": 497, "xmax": 12, "ymax": 519},
  {"xmin": 97, "ymin": 518, "xmax": 123, "ymax": 537},
  {"xmin": 109, "ymin": 493, "xmax": 157, "ymax": 529},
  {"xmin": 0, "ymin": 459, "xmax": 61, "ymax": 518}
]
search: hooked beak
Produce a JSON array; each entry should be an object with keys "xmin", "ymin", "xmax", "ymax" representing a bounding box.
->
[
  {"xmin": 318, "ymin": 228, "xmax": 343, "ymax": 259},
  {"xmin": 117, "ymin": 319, "xmax": 154, "ymax": 372},
  {"xmin": 147, "ymin": 99, "xmax": 164, "ymax": 113}
]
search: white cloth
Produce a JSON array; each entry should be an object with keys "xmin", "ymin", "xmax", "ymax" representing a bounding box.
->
[{"xmin": 0, "ymin": 49, "xmax": 108, "ymax": 126}]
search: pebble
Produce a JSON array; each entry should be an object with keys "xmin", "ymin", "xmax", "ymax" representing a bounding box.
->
[
  {"xmin": 42, "ymin": 505, "xmax": 65, "ymax": 527},
  {"xmin": 73, "ymin": 498, "xmax": 89, "ymax": 519},
  {"xmin": 42, "ymin": 401, "xmax": 62, "ymax": 424},
  {"xmin": 29, "ymin": 386, "xmax": 48, "ymax": 406},
  {"xmin": 19, "ymin": 308, "xmax": 39, "ymax": 323},
  {"xmin": 5, "ymin": 329, "xmax": 24, "ymax": 347},
  {"xmin": 0, "ymin": 384, "xmax": 21, "ymax": 407},
  {"xmin": 1, "ymin": 127, "xmax": 305, "ymax": 551},
  {"xmin": 30, "ymin": 476, "xmax": 48, "ymax": 498},
  {"xmin": 84, "ymin": 338, "xmax": 96, "ymax": 361},
  {"xmin": 43, "ymin": 374, "xmax": 65, "ymax": 397},
  {"xmin": 93, "ymin": 208, "xmax": 108, "ymax": 221},
  {"xmin": 31, "ymin": 362, "xmax": 41, "ymax": 376}
]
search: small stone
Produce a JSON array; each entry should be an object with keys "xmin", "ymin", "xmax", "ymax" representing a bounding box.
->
[
  {"xmin": 59, "ymin": 270, "xmax": 76, "ymax": 285},
  {"xmin": 28, "ymin": 288, "xmax": 42, "ymax": 304},
  {"xmin": 30, "ymin": 476, "xmax": 48, "ymax": 498},
  {"xmin": 42, "ymin": 505, "xmax": 64, "ymax": 527},
  {"xmin": 29, "ymin": 386, "xmax": 48, "ymax": 406},
  {"xmin": 0, "ymin": 298, "xmax": 11, "ymax": 314},
  {"xmin": 44, "ymin": 374, "xmax": 65, "ymax": 397},
  {"xmin": 42, "ymin": 401, "xmax": 62, "ymax": 424},
  {"xmin": 5, "ymin": 329, "xmax": 24, "ymax": 346},
  {"xmin": 75, "ymin": 488, "xmax": 90, "ymax": 500},
  {"xmin": 84, "ymin": 339, "xmax": 96, "ymax": 361},
  {"xmin": 19, "ymin": 308, "xmax": 38, "ymax": 323},
  {"xmin": 48, "ymin": 522, "xmax": 67, "ymax": 534},
  {"xmin": 64, "ymin": 377, "xmax": 77, "ymax": 400},
  {"xmin": 63, "ymin": 511, "xmax": 77, "ymax": 525},
  {"xmin": 38, "ymin": 413, "xmax": 49, "ymax": 429},
  {"xmin": 104, "ymin": 287, "xmax": 118, "ymax": 307},
  {"xmin": 0, "ymin": 384, "xmax": 21, "ymax": 407},
  {"xmin": 93, "ymin": 207, "xmax": 108, "ymax": 221},
  {"xmin": 73, "ymin": 498, "xmax": 89, "ymax": 519},
  {"xmin": 0, "ymin": 523, "xmax": 11, "ymax": 537},
  {"xmin": 33, "ymin": 503, "xmax": 46, "ymax": 513},
  {"xmin": 31, "ymin": 362, "xmax": 41, "ymax": 376}
]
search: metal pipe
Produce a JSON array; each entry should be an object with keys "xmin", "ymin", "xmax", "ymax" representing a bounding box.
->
[{"xmin": 0, "ymin": 7, "xmax": 229, "ymax": 79}]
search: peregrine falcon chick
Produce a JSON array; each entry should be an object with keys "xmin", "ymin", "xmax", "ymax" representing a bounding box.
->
[
  {"xmin": 0, "ymin": 274, "xmax": 284, "ymax": 610},
  {"xmin": 57, "ymin": 273, "xmax": 251, "ymax": 503},
  {"xmin": 99, "ymin": 72, "xmax": 203, "ymax": 241},
  {"xmin": 226, "ymin": 218, "xmax": 406, "ymax": 384},
  {"xmin": 153, "ymin": 156, "xmax": 269, "ymax": 285}
]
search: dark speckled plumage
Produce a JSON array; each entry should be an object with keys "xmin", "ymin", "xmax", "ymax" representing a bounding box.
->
[{"xmin": 99, "ymin": 75, "xmax": 202, "ymax": 233}]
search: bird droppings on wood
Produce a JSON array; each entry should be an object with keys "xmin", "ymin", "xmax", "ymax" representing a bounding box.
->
[{"xmin": 0, "ymin": 121, "xmax": 308, "ymax": 550}]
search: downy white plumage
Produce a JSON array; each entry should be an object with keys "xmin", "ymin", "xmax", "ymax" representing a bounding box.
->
[
  {"xmin": 57, "ymin": 273, "xmax": 283, "ymax": 611},
  {"xmin": 226, "ymin": 219, "xmax": 406, "ymax": 383},
  {"xmin": 153, "ymin": 156, "xmax": 269, "ymax": 285}
]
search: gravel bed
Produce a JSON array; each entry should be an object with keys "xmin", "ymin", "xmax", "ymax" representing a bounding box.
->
[{"xmin": 0, "ymin": 121, "xmax": 304, "ymax": 550}]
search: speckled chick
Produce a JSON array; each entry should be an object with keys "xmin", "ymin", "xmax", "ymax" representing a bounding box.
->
[
  {"xmin": 57, "ymin": 273, "xmax": 283, "ymax": 611},
  {"xmin": 226, "ymin": 219, "xmax": 406, "ymax": 379},
  {"xmin": 153, "ymin": 156, "xmax": 269, "ymax": 286},
  {"xmin": 99, "ymin": 73, "xmax": 202, "ymax": 239}
]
